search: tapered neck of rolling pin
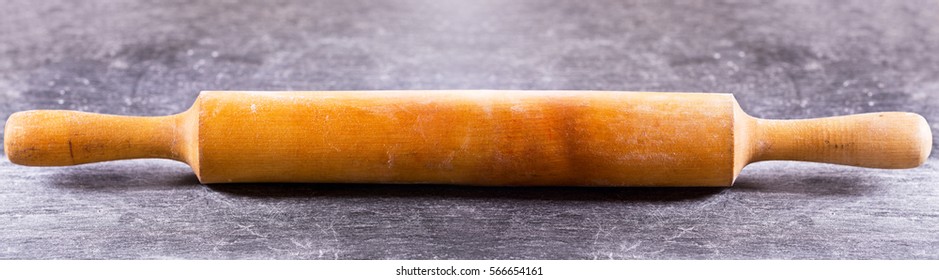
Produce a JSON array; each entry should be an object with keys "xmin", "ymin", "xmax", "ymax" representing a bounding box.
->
[
  {"xmin": 746, "ymin": 112, "xmax": 931, "ymax": 169},
  {"xmin": 4, "ymin": 109, "xmax": 198, "ymax": 166}
]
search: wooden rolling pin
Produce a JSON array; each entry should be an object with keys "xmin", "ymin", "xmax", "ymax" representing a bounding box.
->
[{"xmin": 3, "ymin": 91, "xmax": 932, "ymax": 186}]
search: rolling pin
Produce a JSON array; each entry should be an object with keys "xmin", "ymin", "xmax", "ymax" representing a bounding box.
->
[{"xmin": 3, "ymin": 91, "xmax": 932, "ymax": 186}]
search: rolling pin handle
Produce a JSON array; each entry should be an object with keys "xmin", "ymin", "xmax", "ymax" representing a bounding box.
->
[
  {"xmin": 4, "ymin": 110, "xmax": 186, "ymax": 166},
  {"xmin": 750, "ymin": 112, "xmax": 932, "ymax": 169}
]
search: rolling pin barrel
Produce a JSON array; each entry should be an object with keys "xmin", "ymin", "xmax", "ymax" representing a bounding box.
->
[{"xmin": 3, "ymin": 91, "xmax": 932, "ymax": 186}]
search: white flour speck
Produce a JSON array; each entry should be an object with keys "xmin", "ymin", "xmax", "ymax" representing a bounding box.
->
[{"xmin": 110, "ymin": 60, "xmax": 129, "ymax": 69}]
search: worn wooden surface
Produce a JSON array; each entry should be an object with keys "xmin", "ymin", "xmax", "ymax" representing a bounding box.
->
[{"xmin": 1, "ymin": 0, "xmax": 938, "ymax": 259}]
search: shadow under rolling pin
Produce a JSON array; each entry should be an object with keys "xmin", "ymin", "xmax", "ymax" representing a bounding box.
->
[{"xmin": 3, "ymin": 91, "xmax": 932, "ymax": 186}]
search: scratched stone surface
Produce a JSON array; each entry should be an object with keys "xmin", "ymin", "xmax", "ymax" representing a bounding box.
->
[{"xmin": 1, "ymin": 0, "xmax": 938, "ymax": 259}]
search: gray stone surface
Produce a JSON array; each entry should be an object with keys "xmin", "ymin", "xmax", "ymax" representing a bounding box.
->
[{"xmin": 0, "ymin": 0, "xmax": 937, "ymax": 259}]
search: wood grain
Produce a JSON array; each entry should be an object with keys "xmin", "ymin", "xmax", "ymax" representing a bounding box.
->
[{"xmin": 4, "ymin": 91, "xmax": 931, "ymax": 186}]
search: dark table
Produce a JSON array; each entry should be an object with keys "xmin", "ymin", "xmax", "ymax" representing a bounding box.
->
[{"xmin": 1, "ymin": 0, "xmax": 937, "ymax": 259}]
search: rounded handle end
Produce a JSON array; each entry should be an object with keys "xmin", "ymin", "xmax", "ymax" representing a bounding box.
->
[
  {"xmin": 910, "ymin": 113, "xmax": 932, "ymax": 167},
  {"xmin": 5, "ymin": 111, "xmax": 75, "ymax": 166}
]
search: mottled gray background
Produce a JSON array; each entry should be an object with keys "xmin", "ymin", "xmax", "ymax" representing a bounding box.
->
[{"xmin": 1, "ymin": 0, "xmax": 937, "ymax": 259}]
